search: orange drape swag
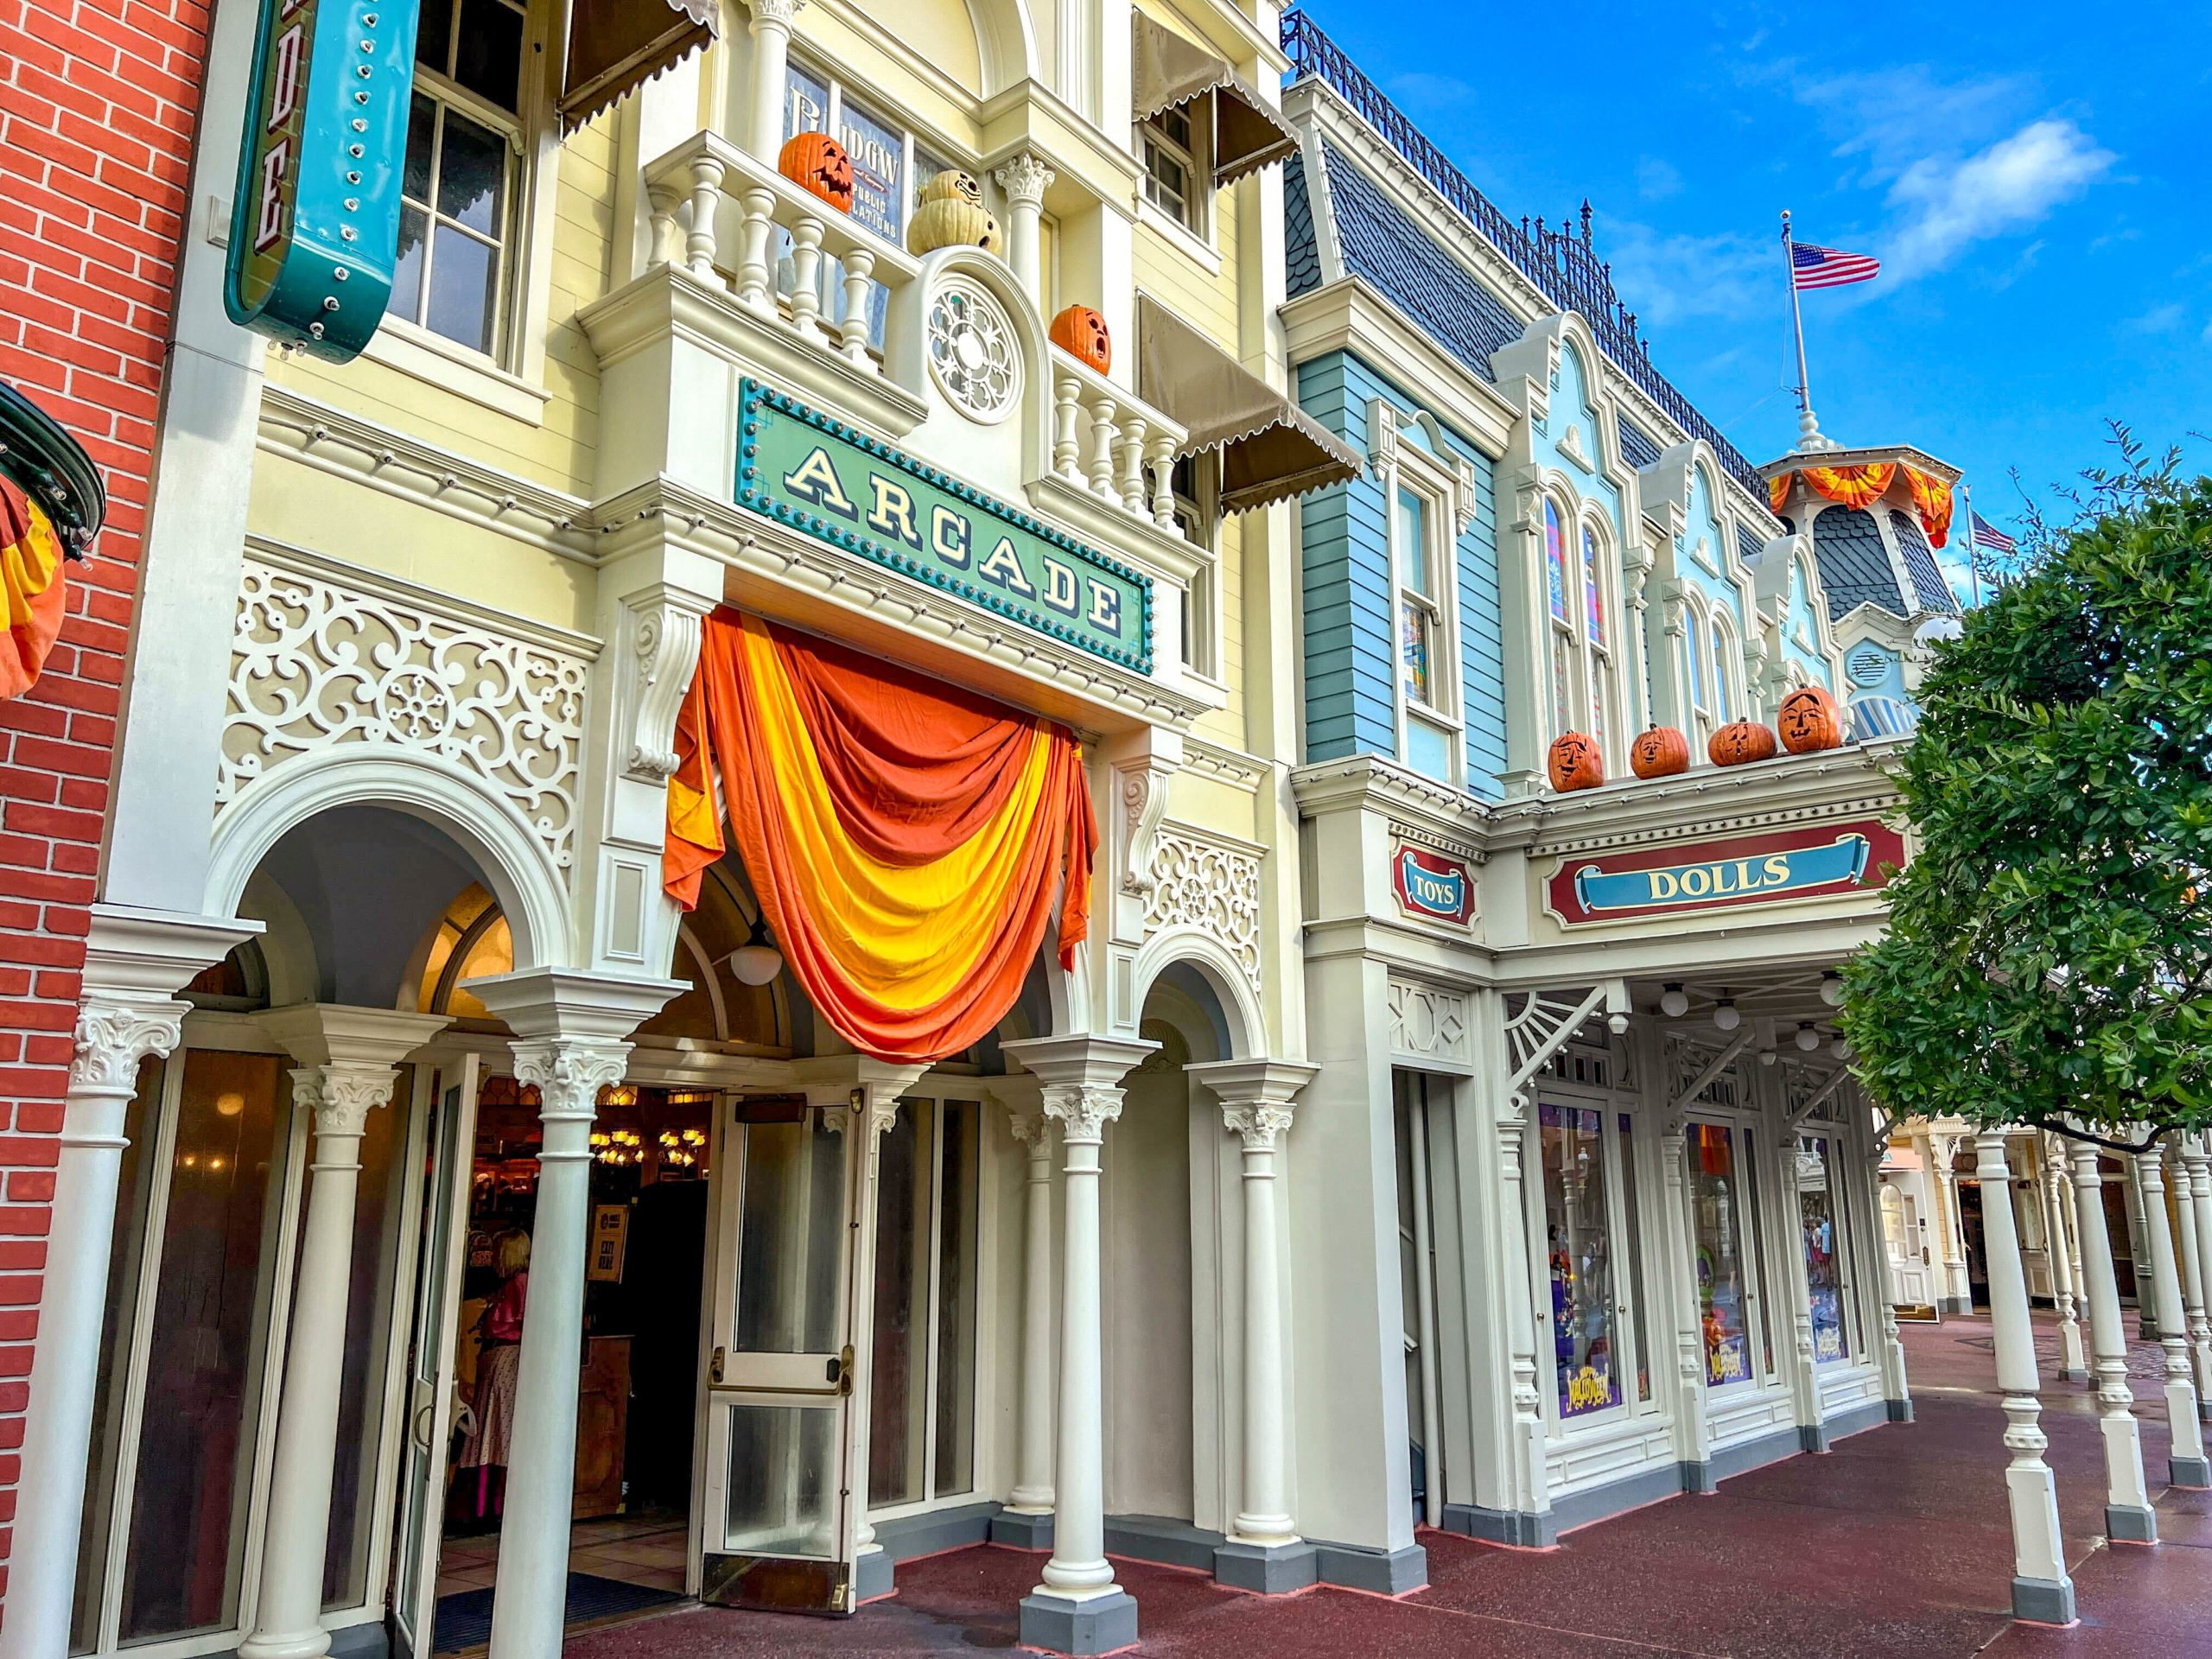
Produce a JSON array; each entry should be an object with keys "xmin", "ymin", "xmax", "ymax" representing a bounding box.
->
[
  {"xmin": 0, "ymin": 474, "xmax": 66, "ymax": 702},
  {"xmin": 664, "ymin": 609, "xmax": 1097, "ymax": 1062}
]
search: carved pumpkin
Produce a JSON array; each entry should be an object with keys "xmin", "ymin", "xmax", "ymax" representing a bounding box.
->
[
  {"xmin": 1707, "ymin": 719, "xmax": 1778, "ymax": 767},
  {"xmin": 1548, "ymin": 731, "xmax": 1605, "ymax": 792},
  {"xmin": 1050, "ymin": 305, "xmax": 1112, "ymax": 372},
  {"xmin": 918, "ymin": 168, "xmax": 985, "ymax": 207},
  {"xmin": 1629, "ymin": 724, "xmax": 1690, "ymax": 779},
  {"xmin": 908, "ymin": 194, "xmax": 1000, "ymax": 256},
  {"xmin": 779, "ymin": 132, "xmax": 854, "ymax": 213},
  {"xmin": 1777, "ymin": 684, "xmax": 1845, "ymax": 753}
]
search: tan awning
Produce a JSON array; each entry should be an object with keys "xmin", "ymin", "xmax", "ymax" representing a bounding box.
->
[
  {"xmin": 1131, "ymin": 14, "xmax": 1298, "ymax": 186},
  {"xmin": 1136, "ymin": 296, "xmax": 1362, "ymax": 515},
  {"xmin": 560, "ymin": 0, "xmax": 718, "ymax": 131}
]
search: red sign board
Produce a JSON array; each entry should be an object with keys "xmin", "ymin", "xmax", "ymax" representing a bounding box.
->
[
  {"xmin": 1393, "ymin": 843, "xmax": 1476, "ymax": 925},
  {"xmin": 1544, "ymin": 817, "xmax": 1906, "ymax": 927}
]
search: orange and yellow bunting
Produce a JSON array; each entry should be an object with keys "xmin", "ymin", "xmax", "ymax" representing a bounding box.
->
[
  {"xmin": 1770, "ymin": 461, "xmax": 1954, "ymax": 550},
  {"xmin": 0, "ymin": 474, "xmax": 66, "ymax": 702},
  {"xmin": 664, "ymin": 610, "xmax": 1096, "ymax": 1062}
]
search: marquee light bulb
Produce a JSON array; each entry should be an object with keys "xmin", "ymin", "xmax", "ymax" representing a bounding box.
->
[
  {"xmin": 1820, "ymin": 970, "xmax": 1845, "ymax": 1007},
  {"xmin": 1795, "ymin": 1024, "xmax": 1821, "ymax": 1052},
  {"xmin": 1659, "ymin": 983, "xmax": 1689, "ymax": 1018},
  {"xmin": 731, "ymin": 912, "xmax": 785, "ymax": 987},
  {"xmin": 1713, "ymin": 999, "xmax": 1741, "ymax": 1033}
]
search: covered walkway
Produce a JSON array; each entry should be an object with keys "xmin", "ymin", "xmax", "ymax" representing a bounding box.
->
[{"xmin": 562, "ymin": 1319, "xmax": 2200, "ymax": 1657}]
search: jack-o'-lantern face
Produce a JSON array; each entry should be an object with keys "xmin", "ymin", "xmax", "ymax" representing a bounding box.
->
[
  {"xmin": 922, "ymin": 168, "xmax": 985, "ymax": 207},
  {"xmin": 1707, "ymin": 719, "xmax": 1778, "ymax": 767},
  {"xmin": 779, "ymin": 133, "xmax": 854, "ymax": 213},
  {"xmin": 1548, "ymin": 731, "xmax": 1605, "ymax": 792},
  {"xmin": 1629, "ymin": 724, "xmax": 1690, "ymax": 779},
  {"xmin": 1776, "ymin": 685, "xmax": 1844, "ymax": 753},
  {"xmin": 1050, "ymin": 305, "xmax": 1113, "ymax": 372}
]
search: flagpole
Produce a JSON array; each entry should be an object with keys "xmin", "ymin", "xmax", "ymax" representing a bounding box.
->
[
  {"xmin": 1962, "ymin": 482, "xmax": 1981, "ymax": 609},
  {"xmin": 1782, "ymin": 210, "xmax": 1819, "ymax": 448}
]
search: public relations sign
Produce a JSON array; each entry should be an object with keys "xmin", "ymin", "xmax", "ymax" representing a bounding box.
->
[
  {"xmin": 1391, "ymin": 843, "xmax": 1477, "ymax": 926},
  {"xmin": 226, "ymin": 0, "xmax": 417, "ymax": 359},
  {"xmin": 737, "ymin": 379, "xmax": 1154, "ymax": 675},
  {"xmin": 1543, "ymin": 817, "xmax": 1906, "ymax": 928}
]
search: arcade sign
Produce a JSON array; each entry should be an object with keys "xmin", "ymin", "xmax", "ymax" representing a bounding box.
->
[
  {"xmin": 1543, "ymin": 817, "xmax": 1906, "ymax": 928},
  {"xmin": 1392, "ymin": 843, "xmax": 1476, "ymax": 926},
  {"xmin": 225, "ymin": 0, "xmax": 417, "ymax": 359}
]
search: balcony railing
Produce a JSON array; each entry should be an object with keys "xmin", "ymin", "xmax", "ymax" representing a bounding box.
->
[
  {"xmin": 1280, "ymin": 9, "xmax": 1763, "ymax": 495},
  {"xmin": 641, "ymin": 131, "xmax": 1186, "ymax": 531}
]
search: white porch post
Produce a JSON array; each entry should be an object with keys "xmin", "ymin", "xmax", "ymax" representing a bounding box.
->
[
  {"xmin": 2165, "ymin": 1141, "xmax": 2212, "ymax": 1410},
  {"xmin": 1927, "ymin": 1130, "xmax": 1972, "ymax": 1314},
  {"xmin": 1192, "ymin": 1058, "xmax": 1319, "ymax": 1592},
  {"xmin": 990, "ymin": 153, "xmax": 1054, "ymax": 305},
  {"xmin": 240, "ymin": 1006, "xmax": 451, "ymax": 1659},
  {"xmin": 1002, "ymin": 1034, "xmax": 1154, "ymax": 1658},
  {"xmin": 2133, "ymin": 1144, "xmax": 2211, "ymax": 1485},
  {"xmin": 744, "ymin": 0, "xmax": 803, "ymax": 162},
  {"xmin": 1975, "ymin": 1130, "xmax": 2074, "ymax": 1626},
  {"xmin": 1659, "ymin": 1117, "xmax": 1714, "ymax": 1490},
  {"xmin": 990, "ymin": 1076, "xmax": 1058, "ymax": 1545},
  {"xmin": 471, "ymin": 969, "xmax": 681, "ymax": 1659},
  {"xmin": 2, "ymin": 908, "xmax": 253, "ymax": 1659},
  {"xmin": 2041, "ymin": 1135, "xmax": 2088, "ymax": 1382},
  {"xmin": 2186, "ymin": 1135, "xmax": 2212, "ymax": 1407},
  {"xmin": 2068, "ymin": 1136, "xmax": 2157, "ymax": 1542}
]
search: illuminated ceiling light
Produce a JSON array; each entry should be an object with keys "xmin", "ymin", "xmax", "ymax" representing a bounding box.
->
[
  {"xmin": 1713, "ymin": 995, "xmax": 1741, "ymax": 1033},
  {"xmin": 1795, "ymin": 1023, "xmax": 1821, "ymax": 1051},
  {"xmin": 216, "ymin": 1092, "xmax": 245, "ymax": 1118},
  {"xmin": 1659, "ymin": 983, "xmax": 1689, "ymax": 1018},
  {"xmin": 1820, "ymin": 970, "xmax": 1845, "ymax": 1007},
  {"xmin": 731, "ymin": 912, "xmax": 785, "ymax": 987}
]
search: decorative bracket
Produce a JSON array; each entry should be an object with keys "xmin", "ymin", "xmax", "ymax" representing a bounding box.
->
[
  {"xmin": 1503, "ymin": 979, "xmax": 1627, "ymax": 1109},
  {"xmin": 1784, "ymin": 1065, "xmax": 1853, "ymax": 1134},
  {"xmin": 619, "ymin": 585, "xmax": 710, "ymax": 782},
  {"xmin": 1668, "ymin": 1029, "xmax": 1755, "ymax": 1122},
  {"xmin": 1106, "ymin": 728, "xmax": 1182, "ymax": 938},
  {"xmin": 1365, "ymin": 396, "xmax": 1399, "ymax": 482}
]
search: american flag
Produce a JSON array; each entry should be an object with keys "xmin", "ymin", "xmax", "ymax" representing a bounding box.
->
[
  {"xmin": 1790, "ymin": 241, "xmax": 1881, "ymax": 290},
  {"xmin": 1970, "ymin": 513, "xmax": 2018, "ymax": 556}
]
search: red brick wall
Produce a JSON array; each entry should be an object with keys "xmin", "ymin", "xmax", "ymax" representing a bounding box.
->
[{"xmin": 0, "ymin": 0, "xmax": 210, "ymax": 1602}]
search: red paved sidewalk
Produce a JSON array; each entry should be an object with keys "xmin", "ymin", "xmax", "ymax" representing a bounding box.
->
[{"xmin": 569, "ymin": 1315, "xmax": 2199, "ymax": 1656}]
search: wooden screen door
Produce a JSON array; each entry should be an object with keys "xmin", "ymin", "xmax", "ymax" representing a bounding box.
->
[{"xmin": 698, "ymin": 1096, "xmax": 863, "ymax": 1615}]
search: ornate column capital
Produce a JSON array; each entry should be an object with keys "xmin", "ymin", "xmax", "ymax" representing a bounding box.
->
[
  {"xmin": 1042, "ymin": 1084, "xmax": 1123, "ymax": 1145},
  {"xmin": 1005, "ymin": 1107, "xmax": 1054, "ymax": 1151},
  {"xmin": 1188, "ymin": 1058, "xmax": 1318, "ymax": 1152},
  {"xmin": 748, "ymin": 0, "xmax": 804, "ymax": 30},
  {"xmin": 1222, "ymin": 1103, "xmax": 1294, "ymax": 1152},
  {"xmin": 70, "ymin": 995, "xmax": 188, "ymax": 1097},
  {"xmin": 511, "ymin": 1039, "xmax": 632, "ymax": 1123},
  {"xmin": 257, "ymin": 1003, "xmax": 452, "ymax": 1140},
  {"xmin": 990, "ymin": 151, "xmax": 1054, "ymax": 207},
  {"xmin": 289, "ymin": 1062, "xmax": 402, "ymax": 1139}
]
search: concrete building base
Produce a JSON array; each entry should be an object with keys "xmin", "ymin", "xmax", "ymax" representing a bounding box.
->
[
  {"xmin": 2167, "ymin": 1454, "xmax": 2212, "ymax": 1490},
  {"xmin": 1211, "ymin": 1539, "xmax": 1319, "ymax": 1594},
  {"xmin": 988, "ymin": 1509, "xmax": 1055, "ymax": 1550},
  {"xmin": 2011, "ymin": 1575, "xmax": 2077, "ymax": 1626},
  {"xmin": 2107, "ymin": 1503, "xmax": 2158, "ymax": 1543},
  {"xmin": 1018, "ymin": 1589, "xmax": 1139, "ymax": 1656},
  {"xmin": 1310, "ymin": 1540, "xmax": 1427, "ymax": 1594}
]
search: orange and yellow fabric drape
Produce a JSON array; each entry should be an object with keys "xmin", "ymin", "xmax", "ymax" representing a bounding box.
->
[
  {"xmin": 664, "ymin": 609, "xmax": 1097, "ymax": 1062},
  {"xmin": 1769, "ymin": 462, "xmax": 1954, "ymax": 548},
  {"xmin": 0, "ymin": 474, "xmax": 66, "ymax": 702}
]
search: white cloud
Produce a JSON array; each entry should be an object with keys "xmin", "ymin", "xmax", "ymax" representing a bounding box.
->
[
  {"xmin": 2126, "ymin": 302, "xmax": 2188, "ymax": 334},
  {"xmin": 1637, "ymin": 156, "xmax": 1683, "ymax": 201},
  {"xmin": 1883, "ymin": 119, "xmax": 2114, "ymax": 278},
  {"xmin": 1599, "ymin": 223, "xmax": 1774, "ymax": 327}
]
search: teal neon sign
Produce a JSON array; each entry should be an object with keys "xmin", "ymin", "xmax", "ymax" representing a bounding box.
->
[
  {"xmin": 225, "ymin": 0, "xmax": 417, "ymax": 359},
  {"xmin": 736, "ymin": 379, "xmax": 1154, "ymax": 675}
]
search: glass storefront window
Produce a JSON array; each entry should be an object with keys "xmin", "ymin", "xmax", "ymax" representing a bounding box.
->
[
  {"xmin": 735, "ymin": 1112, "xmax": 847, "ymax": 1354},
  {"xmin": 1618, "ymin": 1112, "xmax": 1651, "ymax": 1404},
  {"xmin": 1688, "ymin": 1122, "xmax": 1755, "ymax": 1389},
  {"xmin": 722, "ymin": 1402, "xmax": 840, "ymax": 1555},
  {"xmin": 932, "ymin": 1100, "xmax": 980, "ymax": 1497},
  {"xmin": 1799, "ymin": 1135, "xmax": 1848, "ymax": 1363},
  {"xmin": 1541, "ymin": 1103, "xmax": 1619, "ymax": 1418}
]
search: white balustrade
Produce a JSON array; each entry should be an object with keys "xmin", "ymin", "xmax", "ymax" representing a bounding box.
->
[{"xmin": 1049, "ymin": 351, "xmax": 1185, "ymax": 531}]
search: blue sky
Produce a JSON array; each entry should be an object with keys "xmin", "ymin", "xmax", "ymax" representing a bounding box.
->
[{"xmin": 1290, "ymin": 1, "xmax": 2212, "ymax": 597}]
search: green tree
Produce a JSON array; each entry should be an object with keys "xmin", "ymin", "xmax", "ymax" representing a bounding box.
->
[{"xmin": 1840, "ymin": 437, "xmax": 2212, "ymax": 1152}]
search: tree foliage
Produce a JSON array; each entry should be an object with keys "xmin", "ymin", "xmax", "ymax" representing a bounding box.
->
[{"xmin": 1840, "ymin": 435, "xmax": 2212, "ymax": 1149}]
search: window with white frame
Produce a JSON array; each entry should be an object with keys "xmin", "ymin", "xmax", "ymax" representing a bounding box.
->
[
  {"xmin": 1710, "ymin": 612, "xmax": 1734, "ymax": 721},
  {"xmin": 1170, "ymin": 454, "xmax": 1218, "ymax": 677},
  {"xmin": 1580, "ymin": 522, "xmax": 1612, "ymax": 756},
  {"xmin": 395, "ymin": 0, "xmax": 527, "ymax": 359},
  {"xmin": 1684, "ymin": 596, "xmax": 1711, "ymax": 740},
  {"xmin": 1392, "ymin": 459, "xmax": 1459, "ymax": 782},
  {"xmin": 1140, "ymin": 104, "xmax": 1207, "ymax": 234},
  {"xmin": 1544, "ymin": 498, "xmax": 1575, "ymax": 743}
]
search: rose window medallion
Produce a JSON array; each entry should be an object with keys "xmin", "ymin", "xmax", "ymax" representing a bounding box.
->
[{"xmin": 926, "ymin": 280, "xmax": 1020, "ymax": 422}]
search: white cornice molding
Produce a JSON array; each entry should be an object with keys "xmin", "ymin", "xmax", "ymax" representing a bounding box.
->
[
  {"xmin": 1185, "ymin": 736, "xmax": 1270, "ymax": 791},
  {"xmin": 256, "ymin": 385, "xmax": 599, "ymax": 563},
  {"xmin": 1290, "ymin": 753, "xmax": 1491, "ymax": 852},
  {"xmin": 1278, "ymin": 279, "xmax": 1516, "ymax": 460}
]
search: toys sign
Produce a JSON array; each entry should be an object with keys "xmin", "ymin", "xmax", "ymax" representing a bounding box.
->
[
  {"xmin": 1543, "ymin": 817, "xmax": 1906, "ymax": 927},
  {"xmin": 1392, "ymin": 843, "xmax": 1476, "ymax": 925}
]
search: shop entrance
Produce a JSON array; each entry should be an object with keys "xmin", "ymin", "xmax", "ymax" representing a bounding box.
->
[
  {"xmin": 390, "ymin": 1062, "xmax": 715, "ymax": 1655},
  {"xmin": 1957, "ymin": 1182, "xmax": 1990, "ymax": 1310}
]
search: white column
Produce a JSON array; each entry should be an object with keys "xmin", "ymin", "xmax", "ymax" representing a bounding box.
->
[
  {"xmin": 2134, "ymin": 1144, "xmax": 2210, "ymax": 1485},
  {"xmin": 2041, "ymin": 1136, "xmax": 2088, "ymax": 1382},
  {"xmin": 998, "ymin": 1089, "xmax": 1058, "ymax": 1516},
  {"xmin": 1928, "ymin": 1130, "xmax": 1971, "ymax": 1313},
  {"xmin": 1659, "ymin": 1118, "xmax": 1714, "ymax": 1488},
  {"xmin": 2186, "ymin": 1135, "xmax": 2212, "ymax": 1409},
  {"xmin": 1192, "ymin": 1058, "xmax": 1317, "ymax": 1555},
  {"xmin": 746, "ymin": 0, "xmax": 804, "ymax": 162},
  {"xmin": 2165, "ymin": 1141, "xmax": 2212, "ymax": 1409},
  {"xmin": 1002, "ymin": 1034, "xmax": 1152, "ymax": 1656},
  {"xmin": 1976, "ymin": 1131, "xmax": 2074, "ymax": 1625},
  {"xmin": 2069, "ymin": 1136, "xmax": 2156, "ymax": 1542},
  {"xmin": 470, "ymin": 969, "xmax": 680, "ymax": 1659},
  {"xmin": 991, "ymin": 153, "xmax": 1054, "ymax": 306},
  {"xmin": 240, "ymin": 1006, "xmax": 450, "ymax": 1659}
]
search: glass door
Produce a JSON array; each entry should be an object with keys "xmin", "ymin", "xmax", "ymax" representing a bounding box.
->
[
  {"xmin": 391, "ymin": 1053, "xmax": 480, "ymax": 1658},
  {"xmin": 699, "ymin": 1098, "xmax": 861, "ymax": 1615},
  {"xmin": 1685, "ymin": 1120, "xmax": 1772, "ymax": 1392}
]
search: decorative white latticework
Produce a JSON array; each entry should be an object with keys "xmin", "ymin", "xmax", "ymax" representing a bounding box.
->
[
  {"xmin": 220, "ymin": 556, "xmax": 589, "ymax": 870},
  {"xmin": 1143, "ymin": 824, "xmax": 1262, "ymax": 988},
  {"xmin": 1667, "ymin": 1034, "xmax": 1744, "ymax": 1109},
  {"xmin": 926, "ymin": 278, "xmax": 1020, "ymax": 420},
  {"xmin": 1502, "ymin": 988, "xmax": 1602, "ymax": 1081},
  {"xmin": 1388, "ymin": 978, "xmax": 1469, "ymax": 1065}
]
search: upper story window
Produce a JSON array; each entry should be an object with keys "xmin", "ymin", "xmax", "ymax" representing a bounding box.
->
[
  {"xmin": 1581, "ymin": 527, "xmax": 1606, "ymax": 650},
  {"xmin": 395, "ymin": 0, "xmax": 527, "ymax": 359},
  {"xmin": 1397, "ymin": 488, "xmax": 1439, "ymax": 708},
  {"xmin": 1582, "ymin": 524, "xmax": 1611, "ymax": 753},
  {"xmin": 1544, "ymin": 499, "xmax": 1570, "ymax": 626},
  {"xmin": 1710, "ymin": 615, "xmax": 1732, "ymax": 720},
  {"xmin": 1686, "ymin": 603, "xmax": 1710, "ymax": 738},
  {"xmin": 1141, "ymin": 105, "xmax": 1205, "ymax": 235}
]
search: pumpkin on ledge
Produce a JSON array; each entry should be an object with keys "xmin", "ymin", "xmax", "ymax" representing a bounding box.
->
[
  {"xmin": 1050, "ymin": 304, "xmax": 1111, "ymax": 372},
  {"xmin": 1707, "ymin": 719, "xmax": 1778, "ymax": 767},
  {"xmin": 1548, "ymin": 731, "xmax": 1605, "ymax": 792},
  {"xmin": 779, "ymin": 132, "xmax": 854, "ymax": 213},
  {"xmin": 1629, "ymin": 724, "xmax": 1690, "ymax": 779},
  {"xmin": 907, "ymin": 169, "xmax": 1000, "ymax": 255},
  {"xmin": 1777, "ymin": 684, "xmax": 1846, "ymax": 753}
]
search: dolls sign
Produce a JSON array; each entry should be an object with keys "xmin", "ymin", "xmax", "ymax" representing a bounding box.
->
[{"xmin": 1543, "ymin": 817, "xmax": 1906, "ymax": 927}]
